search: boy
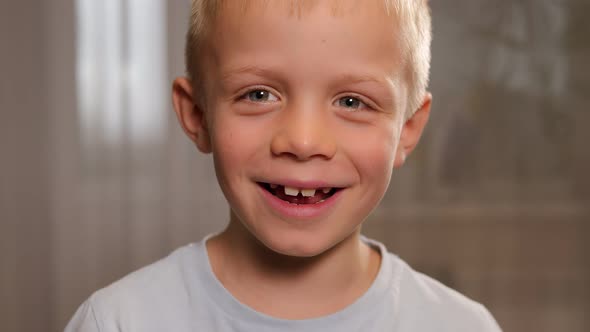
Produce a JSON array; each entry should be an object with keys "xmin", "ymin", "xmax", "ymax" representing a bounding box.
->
[{"xmin": 66, "ymin": 0, "xmax": 502, "ymax": 331}]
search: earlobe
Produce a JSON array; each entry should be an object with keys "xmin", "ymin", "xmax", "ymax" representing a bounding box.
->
[
  {"xmin": 172, "ymin": 77, "xmax": 212, "ymax": 153},
  {"xmin": 394, "ymin": 93, "xmax": 432, "ymax": 168}
]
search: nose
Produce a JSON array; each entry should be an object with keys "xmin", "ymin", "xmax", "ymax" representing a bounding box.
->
[{"xmin": 270, "ymin": 106, "xmax": 336, "ymax": 161}]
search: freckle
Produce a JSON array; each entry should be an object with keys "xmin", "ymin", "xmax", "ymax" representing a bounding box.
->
[{"xmin": 321, "ymin": 39, "xmax": 326, "ymax": 43}]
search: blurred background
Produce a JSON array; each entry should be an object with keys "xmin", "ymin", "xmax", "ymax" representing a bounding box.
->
[{"xmin": 0, "ymin": 0, "xmax": 588, "ymax": 331}]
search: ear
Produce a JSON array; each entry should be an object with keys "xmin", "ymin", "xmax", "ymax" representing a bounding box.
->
[
  {"xmin": 172, "ymin": 77, "xmax": 212, "ymax": 153},
  {"xmin": 394, "ymin": 93, "xmax": 432, "ymax": 168}
]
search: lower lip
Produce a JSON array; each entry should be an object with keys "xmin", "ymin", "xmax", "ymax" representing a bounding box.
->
[{"xmin": 258, "ymin": 185, "xmax": 343, "ymax": 220}]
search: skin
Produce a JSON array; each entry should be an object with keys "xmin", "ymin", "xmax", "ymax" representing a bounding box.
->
[{"xmin": 172, "ymin": 0, "xmax": 431, "ymax": 319}]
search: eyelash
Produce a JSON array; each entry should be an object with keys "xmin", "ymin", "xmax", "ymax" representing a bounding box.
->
[
  {"xmin": 335, "ymin": 95, "xmax": 372, "ymax": 111},
  {"xmin": 237, "ymin": 88, "xmax": 374, "ymax": 111},
  {"xmin": 238, "ymin": 88, "xmax": 279, "ymax": 103}
]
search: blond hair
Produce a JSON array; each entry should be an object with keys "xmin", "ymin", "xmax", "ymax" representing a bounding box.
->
[{"xmin": 185, "ymin": 0, "xmax": 431, "ymax": 118}]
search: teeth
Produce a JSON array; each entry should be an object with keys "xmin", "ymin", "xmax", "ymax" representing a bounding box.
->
[
  {"xmin": 284, "ymin": 186, "xmax": 300, "ymax": 197},
  {"xmin": 301, "ymin": 189, "xmax": 316, "ymax": 197},
  {"xmin": 281, "ymin": 186, "xmax": 330, "ymax": 197},
  {"xmin": 270, "ymin": 183, "xmax": 278, "ymax": 189}
]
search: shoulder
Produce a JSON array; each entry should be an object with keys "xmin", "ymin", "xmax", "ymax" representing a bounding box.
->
[
  {"xmin": 384, "ymin": 252, "xmax": 502, "ymax": 331},
  {"xmin": 65, "ymin": 243, "xmax": 200, "ymax": 332},
  {"xmin": 94, "ymin": 244, "xmax": 194, "ymax": 308}
]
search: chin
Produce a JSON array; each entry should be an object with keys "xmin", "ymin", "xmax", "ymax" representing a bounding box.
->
[
  {"xmin": 269, "ymin": 245, "xmax": 323, "ymax": 258},
  {"xmin": 256, "ymin": 231, "xmax": 338, "ymax": 258}
]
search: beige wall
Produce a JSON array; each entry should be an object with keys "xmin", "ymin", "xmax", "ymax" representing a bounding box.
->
[{"xmin": 0, "ymin": 1, "xmax": 53, "ymax": 331}]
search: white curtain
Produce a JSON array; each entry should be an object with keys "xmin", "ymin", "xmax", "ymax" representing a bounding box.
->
[{"xmin": 48, "ymin": 0, "xmax": 227, "ymax": 328}]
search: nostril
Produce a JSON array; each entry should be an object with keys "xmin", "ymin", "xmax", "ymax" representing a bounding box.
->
[{"xmin": 270, "ymin": 123, "xmax": 336, "ymax": 161}]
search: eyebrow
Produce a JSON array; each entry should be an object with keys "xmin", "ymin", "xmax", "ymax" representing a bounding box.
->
[
  {"xmin": 332, "ymin": 73, "xmax": 393, "ymax": 87},
  {"xmin": 222, "ymin": 66, "xmax": 394, "ymax": 87},
  {"xmin": 220, "ymin": 65, "xmax": 280, "ymax": 82}
]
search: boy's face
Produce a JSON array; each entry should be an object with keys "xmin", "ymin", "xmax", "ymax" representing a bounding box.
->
[{"xmin": 173, "ymin": 0, "xmax": 430, "ymax": 257}]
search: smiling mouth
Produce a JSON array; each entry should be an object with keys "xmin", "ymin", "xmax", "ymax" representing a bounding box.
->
[{"xmin": 258, "ymin": 182, "xmax": 340, "ymax": 205}]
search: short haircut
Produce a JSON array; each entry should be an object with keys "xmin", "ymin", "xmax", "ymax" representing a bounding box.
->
[{"xmin": 185, "ymin": 0, "xmax": 431, "ymax": 118}]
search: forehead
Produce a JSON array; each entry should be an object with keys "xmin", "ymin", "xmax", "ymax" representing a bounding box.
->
[
  {"xmin": 199, "ymin": 0, "xmax": 407, "ymax": 108},
  {"xmin": 206, "ymin": 0, "xmax": 401, "ymax": 43},
  {"xmin": 212, "ymin": 0, "xmax": 392, "ymax": 17},
  {"xmin": 206, "ymin": 0, "xmax": 403, "ymax": 70}
]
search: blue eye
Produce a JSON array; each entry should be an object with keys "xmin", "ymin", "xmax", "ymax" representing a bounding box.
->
[
  {"xmin": 244, "ymin": 89, "xmax": 279, "ymax": 102},
  {"xmin": 337, "ymin": 96, "xmax": 368, "ymax": 110}
]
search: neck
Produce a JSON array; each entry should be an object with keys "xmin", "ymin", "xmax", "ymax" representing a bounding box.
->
[{"xmin": 206, "ymin": 212, "xmax": 381, "ymax": 319}]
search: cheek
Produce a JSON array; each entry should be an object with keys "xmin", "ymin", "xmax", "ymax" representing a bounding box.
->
[
  {"xmin": 362, "ymin": 142, "xmax": 396, "ymax": 189},
  {"xmin": 348, "ymin": 125, "xmax": 398, "ymax": 175},
  {"xmin": 211, "ymin": 128, "xmax": 238, "ymax": 177},
  {"xmin": 210, "ymin": 114, "xmax": 269, "ymax": 179},
  {"xmin": 342, "ymin": 123, "xmax": 399, "ymax": 204}
]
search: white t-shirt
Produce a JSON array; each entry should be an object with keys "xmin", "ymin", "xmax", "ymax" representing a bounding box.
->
[{"xmin": 65, "ymin": 236, "xmax": 502, "ymax": 331}]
